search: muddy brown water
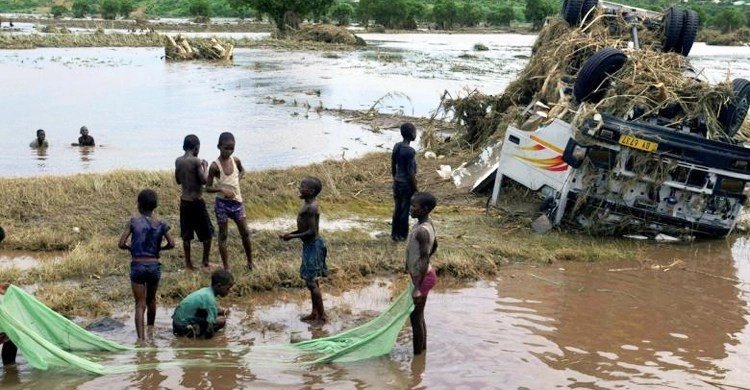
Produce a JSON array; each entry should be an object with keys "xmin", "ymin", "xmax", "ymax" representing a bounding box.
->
[{"xmin": 0, "ymin": 237, "xmax": 748, "ymax": 388}]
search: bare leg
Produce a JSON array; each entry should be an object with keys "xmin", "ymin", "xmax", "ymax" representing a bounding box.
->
[
  {"xmin": 301, "ymin": 279, "xmax": 319, "ymax": 322},
  {"xmin": 411, "ymin": 296, "xmax": 427, "ymax": 355},
  {"xmin": 311, "ymin": 280, "xmax": 327, "ymax": 323},
  {"xmin": 132, "ymin": 283, "xmax": 147, "ymax": 340},
  {"xmin": 2, "ymin": 341, "xmax": 17, "ymax": 366},
  {"xmin": 218, "ymin": 222, "xmax": 229, "ymax": 270},
  {"xmin": 235, "ymin": 218, "xmax": 253, "ymax": 270},
  {"xmin": 146, "ymin": 280, "xmax": 159, "ymax": 327},
  {"xmin": 183, "ymin": 240, "xmax": 195, "ymax": 270},
  {"xmin": 201, "ymin": 239, "xmax": 212, "ymax": 269}
]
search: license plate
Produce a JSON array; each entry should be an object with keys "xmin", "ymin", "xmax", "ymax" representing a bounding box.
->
[{"xmin": 618, "ymin": 135, "xmax": 658, "ymax": 152}]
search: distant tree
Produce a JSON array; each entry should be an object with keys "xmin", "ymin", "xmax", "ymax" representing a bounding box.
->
[
  {"xmin": 715, "ymin": 7, "xmax": 746, "ymax": 33},
  {"xmin": 118, "ymin": 0, "xmax": 134, "ymax": 18},
  {"xmin": 100, "ymin": 0, "xmax": 119, "ymax": 19},
  {"xmin": 189, "ymin": 0, "xmax": 211, "ymax": 22},
  {"xmin": 487, "ymin": 4, "xmax": 514, "ymax": 27},
  {"xmin": 525, "ymin": 0, "xmax": 556, "ymax": 30},
  {"xmin": 71, "ymin": 0, "xmax": 92, "ymax": 18},
  {"xmin": 227, "ymin": 0, "xmax": 254, "ymax": 18},
  {"xmin": 309, "ymin": 0, "xmax": 335, "ymax": 23},
  {"xmin": 236, "ymin": 0, "xmax": 334, "ymax": 31},
  {"xmin": 458, "ymin": 1, "xmax": 483, "ymax": 27},
  {"xmin": 356, "ymin": 0, "xmax": 422, "ymax": 29},
  {"xmin": 330, "ymin": 2, "xmax": 354, "ymax": 26},
  {"xmin": 689, "ymin": 5, "xmax": 707, "ymax": 28},
  {"xmin": 433, "ymin": 0, "xmax": 459, "ymax": 29},
  {"xmin": 50, "ymin": 5, "xmax": 68, "ymax": 18}
]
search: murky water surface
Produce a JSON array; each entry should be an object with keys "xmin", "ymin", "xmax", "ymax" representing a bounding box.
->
[
  {"xmin": 1, "ymin": 33, "xmax": 749, "ymax": 177},
  {"xmin": 0, "ymin": 237, "xmax": 748, "ymax": 388}
]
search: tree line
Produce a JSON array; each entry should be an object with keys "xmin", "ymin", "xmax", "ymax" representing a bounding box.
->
[{"xmin": 7, "ymin": 0, "xmax": 750, "ymax": 33}]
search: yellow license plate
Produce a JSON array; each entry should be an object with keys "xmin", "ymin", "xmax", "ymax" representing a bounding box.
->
[{"xmin": 619, "ymin": 135, "xmax": 658, "ymax": 152}]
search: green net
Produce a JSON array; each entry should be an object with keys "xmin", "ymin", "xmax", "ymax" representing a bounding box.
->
[{"xmin": 0, "ymin": 284, "xmax": 415, "ymax": 375}]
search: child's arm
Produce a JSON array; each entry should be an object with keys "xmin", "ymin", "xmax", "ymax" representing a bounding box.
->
[
  {"xmin": 408, "ymin": 149, "xmax": 418, "ymax": 192},
  {"xmin": 117, "ymin": 221, "xmax": 131, "ymax": 251},
  {"xmin": 206, "ymin": 162, "xmax": 236, "ymax": 198},
  {"xmin": 235, "ymin": 157, "xmax": 245, "ymax": 180},
  {"xmin": 196, "ymin": 158, "xmax": 209, "ymax": 185},
  {"xmin": 391, "ymin": 145, "xmax": 398, "ymax": 178},
  {"xmin": 162, "ymin": 230, "xmax": 176, "ymax": 251},
  {"xmin": 281, "ymin": 205, "xmax": 317, "ymax": 241}
]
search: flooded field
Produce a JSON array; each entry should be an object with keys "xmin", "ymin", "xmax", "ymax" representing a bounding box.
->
[
  {"xmin": 2, "ymin": 33, "xmax": 749, "ymax": 177},
  {"xmin": 0, "ymin": 237, "xmax": 747, "ymax": 388}
]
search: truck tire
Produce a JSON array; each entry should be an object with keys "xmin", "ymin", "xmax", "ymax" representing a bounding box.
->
[
  {"xmin": 573, "ymin": 48, "xmax": 628, "ymax": 103},
  {"xmin": 562, "ymin": 0, "xmax": 585, "ymax": 26},
  {"xmin": 679, "ymin": 9, "xmax": 699, "ymax": 56},
  {"xmin": 580, "ymin": 0, "xmax": 599, "ymax": 21},
  {"xmin": 662, "ymin": 7, "xmax": 685, "ymax": 53},
  {"xmin": 719, "ymin": 78, "xmax": 750, "ymax": 138}
]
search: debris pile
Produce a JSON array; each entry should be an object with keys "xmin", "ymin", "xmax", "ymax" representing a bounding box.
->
[
  {"xmin": 164, "ymin": 35, "xmax": 234, "ymax": 61},
  {"xmin": 291, "ymin": 24, "xmax": 366, "ymax": 46}
]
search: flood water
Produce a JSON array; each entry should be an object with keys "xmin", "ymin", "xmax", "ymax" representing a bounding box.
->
[
  {"xmin": 0, "ymin": 237, "xmax": 748, "ymax": 388},
  {"xmin": 2, "ymin": 33, "xmax": 750, "ymax": 176}
]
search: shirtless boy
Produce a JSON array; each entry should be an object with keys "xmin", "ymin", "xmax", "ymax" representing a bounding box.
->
[
  {"xmin": 280, "ymin": 177, "xmax": 329, "ymax": 323},
  {"xmin": 175, "ymin": 134, "xmax": 214, "ymax": 270},
  {"xmin": 207, "ymin": 132, "xmax": 253, "ymax": 270}
]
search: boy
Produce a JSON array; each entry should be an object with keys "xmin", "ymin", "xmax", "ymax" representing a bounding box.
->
[
  {"xmin": 207, "ymin": 132, "xmax": 253, "ymax": 270},
  {"xmin": 175, "ymin": 134, "xmax": 214, "ymax": 271},
  {"xmin": 172, "ymin": 270, "xmax": 234, "ymax": 339},
  {"xmin": 406, "ymin": 192, "xmax": 438, "ymax": 355},
  {"xmin": 29, "ymin": 129, "xmax": 48, "ymax": 148},
  {"xmin": 72, "ymin": 126, "xmax": 95, "ymax": 147},
  {"xmin": 0, "ymin": 230, "xmax": 17, "ymax": 366},
  {"xmin": 280, "ymin": 177, "xmax": 329, "ymax": 323},
  {"xmin": 118, "ymin": 189, "xmax": 175, "ymax": 340},
  {"xmin": 391, "ymin": 123, "xmax": 418, "ymax": 242}
]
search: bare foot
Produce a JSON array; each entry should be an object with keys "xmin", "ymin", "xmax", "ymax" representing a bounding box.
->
[
  {"xmin": 246, "ymin": 262, "xmax": 254, "ymax": 271},
  {"xmin": 201, "ymin": 265, "xmax": 212, "ymax": 272},
  {"xmin": 300, "ymin": 313, "xmax": 317, "ymax": 322},
  {"xmin": 185, "ymin": 265, "xmax": 196, "ymax": 272}
]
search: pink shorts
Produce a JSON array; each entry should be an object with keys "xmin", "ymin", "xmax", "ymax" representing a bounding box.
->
[{"xmin": 411, "ymin": 267, "xmax": 437, "ymax": 297}]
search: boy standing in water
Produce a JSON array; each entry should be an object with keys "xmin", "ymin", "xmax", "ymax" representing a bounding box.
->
[
  {"xmin": 280, "ymin": 177, "xmax": 329, "ymax": 324},
  {"xmin": 207, "ymin": 132, "xmax": 253, "ymax": 270},
  {"xmin": 172, "ymin": 270, "xmax": 234, "ymax": 339},
  {"xmin": 118, "ymin": 189, "xmax": 175, "ymax": 340},
  {"xmin": 175, "ymin": 134, "xmax": 214, "ymax": 270},
  {"xmin": 391, "ymin": 123, "xmax": 418, "ymax": 242},
  {"xmin": 406, "ymin": 192, "xmax": 438, "ymax": 355},
  {"xmin": 72, "ymin": 126, "xmax": 95, "ymax": 146}
]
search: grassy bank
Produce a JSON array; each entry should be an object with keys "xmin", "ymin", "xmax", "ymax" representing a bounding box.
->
[
  {"xmin": 0, "ymin": 31, "xmax": 364, "ymax": 50},
  {"xmin": 0, "ymin": 153, "xmax": 642, "ymax": 317}
]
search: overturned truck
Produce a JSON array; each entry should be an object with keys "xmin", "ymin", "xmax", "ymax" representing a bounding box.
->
[{"xmin": 482, "ymin": 1, "xmax": 750, "ymax": 238}]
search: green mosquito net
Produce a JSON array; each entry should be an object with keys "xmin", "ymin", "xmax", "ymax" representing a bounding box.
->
[{"xmin": 0, "ymin": 284, "xmax": 414, "ymax": 375}]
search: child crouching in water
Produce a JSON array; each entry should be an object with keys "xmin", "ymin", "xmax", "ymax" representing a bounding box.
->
[
  {"xmin": 406, "ymin": 192, "xmax": 438, "ymax": 355},
  {"xmin": 280, "ymin": 177, "xmax": 329, "ymax": 324},
  {"xmin": 119, "ymin": 189, "xmax": 175, "ymax": 340}
]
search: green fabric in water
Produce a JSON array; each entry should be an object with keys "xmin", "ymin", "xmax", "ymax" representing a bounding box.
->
[{"xmin": 0, "ymin": 284, "xmax": 415, "ymax": 374}]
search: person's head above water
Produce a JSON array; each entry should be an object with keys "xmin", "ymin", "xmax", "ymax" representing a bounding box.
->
[
  {"xmin": 300, "ymin": 176, "xmax": 322, "ymax": 199},
  {"xmin": 183, "ymin": 134, "xmax": 200, "ymax": 155},
  {"xmin": 400, "ymin": 122, "xmax": 417, "ymax": 142},
  {"xmin": 137, "ymin": 189, "xmax": 158, "ymax": 214},
  {"xmin": 80, "ymin": 126, "xmax": 89, "ymax": 136},
  {"xmin": 217, "ymin": 132, "xmax": 235, "ymax": 159},
  {"xmin": 211, "ymin": 269, "xmax": 234, "ymax": 297},
  {"xmin": 36, "ymin": 129, "xmax": 46, "ymax": 141}
]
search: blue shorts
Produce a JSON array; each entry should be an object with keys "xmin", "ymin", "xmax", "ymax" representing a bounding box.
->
[
  {"xmin": 215, "ymin": 198, "xmax": 246, "ymax": 224},
  {"xmin": 301, "ymin": 237, "xmax": 329, "ymax": 282},
  {"xmin": 130, "ymin": 262, "xmax": 161, "ymax": 285}
]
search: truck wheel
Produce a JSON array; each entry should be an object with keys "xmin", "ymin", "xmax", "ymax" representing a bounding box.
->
[
  {"xmin": 719, "ymin": 78, "xmax": 750, "ymax": 138},
  {"xmin": 662, "ymin": 7, "xmax": 685, "ymax": 53},
  {"xmin": 679, "ymin": 9, "xmax": 699, "ymax": 56},
  {"xmin": 573, "ymin": 48, "xmax": 628, "ymax": 103},
  {"xmin": 580, "ymin": 0, "xmax": 599, "ymax": 21},
  {"xmin": 562, "ymin": 0, "xmax": 585, "ymax": 26}
]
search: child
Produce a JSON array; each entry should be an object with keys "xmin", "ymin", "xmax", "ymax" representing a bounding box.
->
[
  {"xmin": 29, "ymin": 129, "xmax": 48, "ymax": 148},
  {"xmin": 405, "ymin": 192, "xmax": 438, "ymax": 355},
  {"xmin": 72, "ymin": 126, "xmax": 95, "ymax": 147},
  {"xmin": 175, "ymin": 134, "xmax": 214, "ymax": 270},
  {"xmin": 172, "ymin": 270, "xmax": 234, "ymax": 339},
  {"xmin": 0, "ymin": 231, "xmax": 17, "ymax": 366},
  {"xmin": 279, "ymin": 177, "xmax": 329, "ymax": 323},
  {"xmin": 207, "ymin": 132, "xmax": 253, "ymax": 270},
  {"xmin": 118, "ymin": 189, "xmax": 175, "ymax": 340},
  {"xmin": 391, "ymin": 123, "xmax": 418, "ymax": 242}
]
